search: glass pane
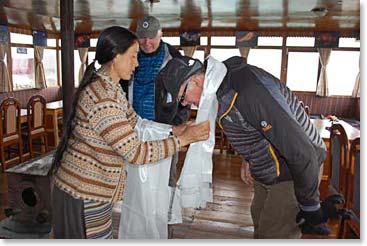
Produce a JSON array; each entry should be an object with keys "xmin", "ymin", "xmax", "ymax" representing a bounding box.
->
[
  {"xmin": 161, "ymin": 37, "xmax": 180, "ymax": 46},
  {"xmin": 286, "ymin": 37, "xmax": 315, "ymax": 47},
  {"xmin": 88, "ymin": 51, "xmax": 96, "ymax": 64},
  {"xmin": 211, "ymin": 36, "xmax": 235, "ymax": 46},
  {"xmin": 338, "ymin": 38, "xmax": 360, "ymax": 48},
  {"xmin": 10, "ymin": 33, "xmax": 33, "ymax": 44},
  {"xmin": 193, "ymin": 50, "xmax": 205, "ymax": 62},
  {"xmin": 11, "ymin": 47, "xmax": 35, "ymax": 90},
  {"xmin": 248, "ymin": 49, "xmax": 282, "ymax": 79},
  {"xmin": 328, "ymin": 51, "xmax": 359, "ymax": 96},
  {"xmin": 200, "ymin": 36, "xmax": 208, "ymax": 46},
  {"xmin": 44, "ymin": 49, "xmax": 58, "ymax": 87},
  {"xmin": 258, "ymin": 37, "xmax": 283, "ymax": 46},
  {"xmin": 286, "ymin": 52, "xmax": 319, "ymax": 91},
  {"xmin": 47, "ymin": 39, "xmax": 57, "ymax": 47},
  {"xmin": 210, "ymin": 48, "xmax": 240, "ymax": 61},
  {"xmin": 90, "ymin": 38, "xmax": 98, "ymax": 47}
]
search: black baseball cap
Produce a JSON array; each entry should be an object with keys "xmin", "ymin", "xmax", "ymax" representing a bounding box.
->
[{"xmin": 158, "ymin": 56, "xmax": 204, "ymax": 99}]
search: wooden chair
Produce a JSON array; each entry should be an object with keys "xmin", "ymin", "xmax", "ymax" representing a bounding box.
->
[
  {"xmin": 0, "ymin": 97, "xmax": 23, "ymax": 172},
  {"xmin": 303, "ymin": 123, "xmax": 350, "ymax": 239},
  {"xmin": 328, "ymin": 123, "xmax": 349, "ymax": 238},
  {"xmin": 342, "ymin": 138, "xmax": 360, "ymax": 238},
  {"xmin": 329, "ymin": 123, "xmax": 349, "ymax": 197},
  {"xmin": 299, "ymin": 100, "xmax": 310, "ymax": 117},
  {"xmin": 25, "ymin": 95, "xmax": 49, "ymax": 159},
  {"xmin": 304, "ymin": 105, "xmax": 310, "ymax": 117}
]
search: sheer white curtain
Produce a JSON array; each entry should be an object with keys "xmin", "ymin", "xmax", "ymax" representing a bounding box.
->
[
  {"xmin": 182, "ymin": 46, "xmax": 197, "ymax": 57},
  {"xmin": 239, "ymin": 47, "xmax": 251, "ymax": 58},
  {"xmin": 316, "ymin": 48, "xmax": 331, "ymax": 96},
  {"xmin": 34, "ymin": 45, "xmax": 47, "ymax": 89},
  {"xmin": 352, "ymin": 56, "xmax": 360, "ymax": 98},
  {"xmin": 0, "ymin": 43, "xmax": 12, "ymax": 92},
  {"xmin": 78, "ymin": 47, "xmax": 88, "ymax": 82}
]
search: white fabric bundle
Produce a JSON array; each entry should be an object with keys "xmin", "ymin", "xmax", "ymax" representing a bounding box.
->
[
  {"xmin": 118, "ymin": 56, "xmax": 228, "ymax": 238},
  {"xmin": 118, "ymin": 118, "xmax": 181, "ymax": 239},
  {"xmin": 176, "ymin": 56, "xmax": 227, "ymax": 208}
]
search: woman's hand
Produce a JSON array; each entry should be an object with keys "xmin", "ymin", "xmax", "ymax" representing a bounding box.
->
[
  {"xmin": 172, "ymin": 120, "xmax": 195, "ymax": 136},
  {"xmin": 177, "ymin": 120, "xmax": 210, "ymax": 146}
]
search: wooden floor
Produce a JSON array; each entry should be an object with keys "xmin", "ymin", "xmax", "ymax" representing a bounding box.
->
[
  {"xmin": 0, "ymin": 149, "xmax": 352, "ymax": 239},
  {"xmin": 0, "ymin": 149, "xmax": 254, "ymax": 239},
  {"xmin": 169, "ymin": 151, "xmax": 254, "ymax": 239}
]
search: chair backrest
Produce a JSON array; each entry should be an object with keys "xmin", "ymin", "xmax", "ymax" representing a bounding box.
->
[
  {"xmin": 329, "ymin": 123, "xmax": 349, "ymax": 197},
  {"xmin": 304, "ymin": 105, "xmax": 310, "ymax": 116},
  {"xmin": 0, "ymin": 97, "xmax": 22, "ymax": 143},
  {"xmin": 347, "ymin": 138, "xmax": 360, "ymax": 217},
  {"xmin": 27, "ymin": 95, "xmax": 47, "ymax": 133}
]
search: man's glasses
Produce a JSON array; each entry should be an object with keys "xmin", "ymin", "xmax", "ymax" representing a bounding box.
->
[{"xmin": 179, "ymin": 82, "xmax": 189, "ymax": 104}]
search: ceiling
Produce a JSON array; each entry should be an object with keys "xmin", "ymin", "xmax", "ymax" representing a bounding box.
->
[{"xmin": 0, "ymin": 0, "xmax": 360, "ymax": 36}]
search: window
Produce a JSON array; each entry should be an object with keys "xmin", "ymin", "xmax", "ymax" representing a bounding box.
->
[
  {"xmin": 11, "ymin": 47, "xmax": 35, "ymax": 90},
  {"xmin": 44, "ymin": 49, "xmax": 58, "ymax": 87},
  {"xmin": 286, "ymin": 51, "xmax": 319, "ymax": 91},
  {"xmin": 327, "ymin": 51, "xmax": 359, "ymax": 96},
  {"xmin": 90, "ymin": 38, "xmax": 98, "ymax": 47},
  {"xmin": 192, "ymin": 50, "xmax": 205, "ymax": 62},
  {"xmin": 47, "ymin": 39, "xmax": 57, "ymax": 47},
  {"xmin": 258, "ymin": 37, "xmax": 283, "ymax": 46},
  {"xmin": 161, "ymin": 37, "xmax": 180, "ymax": 46},
  {"xmin": 247, "ymin": 49, "xmax": 282, "ymax": 79},
  {"xmin": 211, "ymin": 36, "xmax": 235, "ymax": 46},
  {"xmin": 286, "ymin": 37, "xmax": 315, "ymax": 47},
  {"xmin": 10, "ymin": 33, "xmax": 33, "ymax": 44},
  {"xmin": 200, "ymin": 37, "xmax": 208, "ymax": 46},
  {"xmin": 88, "ymin": 51, "xmax": 96, "ymax": 64},
  {"xmin": 210, "ymin": 48, "xmax": 240, "ymax": 61},
  {"xmin": 338, "ymin": 38, "xmax": 360, "ymax": 48}
]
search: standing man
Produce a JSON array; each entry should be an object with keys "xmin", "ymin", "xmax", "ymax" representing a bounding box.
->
[
  {"xmin": 155, "ymin": 55, "xmax": 349, "ymax": 238},
  {"xmin": 126, "ymin": 16, "xmax": 189, "ymax": 238},
  {"xmin": 131, "ymin": 15, "xmax": 189, "ymax": 186},
  {"xmin": 131, "ymin": 15, "xmax": 186, "ymax": 122}
]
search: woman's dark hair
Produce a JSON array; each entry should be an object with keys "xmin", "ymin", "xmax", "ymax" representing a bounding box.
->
[{"xmin": 52, "ymin": 26, "xmax": 138, "ymax": 173}]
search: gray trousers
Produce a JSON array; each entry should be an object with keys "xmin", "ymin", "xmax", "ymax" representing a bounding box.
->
[{"xmin": 251, "ymin": 180, "xmax": 302, "ymax": 239}]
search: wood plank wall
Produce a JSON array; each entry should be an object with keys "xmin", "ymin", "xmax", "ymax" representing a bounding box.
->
[
  {"xmin": 294, "ymin": 92, "xmax": 359, "ymax": 119},
  {"xmin": 0, "ymin": 87, "xmax": 62, "ymax": 108}
]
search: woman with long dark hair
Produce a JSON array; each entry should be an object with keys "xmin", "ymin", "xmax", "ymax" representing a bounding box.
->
[{"xmin": 51, "ymin": 26, "xmax": 209, "ymax": 239}]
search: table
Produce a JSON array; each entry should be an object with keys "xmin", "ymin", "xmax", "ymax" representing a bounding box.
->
[
  {"xmin": 311, "ymin": 119, "xmax": 360, "ymax": 180},
  {"xmin": 45, "ymin": 100, "xmax": 63, "ymax": 148},
  {"xmin": 311, "ymin": 119, "xmax": 360, "ymax": 141}
]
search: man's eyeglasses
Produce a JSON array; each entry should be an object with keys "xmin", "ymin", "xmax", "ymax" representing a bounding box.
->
[{"xmin": 178, "ymin": 82, "xmax": 189, "ymax": 104}]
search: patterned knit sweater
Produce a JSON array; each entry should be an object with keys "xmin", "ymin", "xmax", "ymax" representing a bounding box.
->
[{"xmin": 54, "ymin": 72, "xmax": 181, "ymax": 203}]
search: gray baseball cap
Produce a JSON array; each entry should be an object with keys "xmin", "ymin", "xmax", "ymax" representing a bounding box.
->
[{"xmin": 136, "ymin": 16, "xmax": 160, "ymax": 39}]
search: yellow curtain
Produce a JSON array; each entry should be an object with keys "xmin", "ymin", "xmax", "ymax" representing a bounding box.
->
[
  {"xmin": 0, "ymin": 43, "xmax": 12, "ymax": 92},
  {"xmin": 78, "ymin": 47, "xmax": 89, "ymax": 82},
  {"xmin": 239, "ymin": 47, "xmax": 251, "ymax": 58},
  {"xmin": 34, "ymin": 45, "xmax": 47, "ymax": 89},
  {"xmin": 316, "ymin": 48, "xmax": 331, "ymax": 97},
  {"xmin": 182, "ymin": 46, "xmax": 197, "ymax": 57}
]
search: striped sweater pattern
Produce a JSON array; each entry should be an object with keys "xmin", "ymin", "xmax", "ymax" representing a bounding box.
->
[{"xmin": 54, "ymin": 72, "xmax": 180, "ymax": 203}]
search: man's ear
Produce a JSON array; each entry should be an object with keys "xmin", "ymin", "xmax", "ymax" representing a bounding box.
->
[
  {"xmin": 158, "ymin": 30, "xmax": 163, "ymax": 38},
  {"xmin": 194, "ymin": 73, "xmax": 205, "ymax": 87}
]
